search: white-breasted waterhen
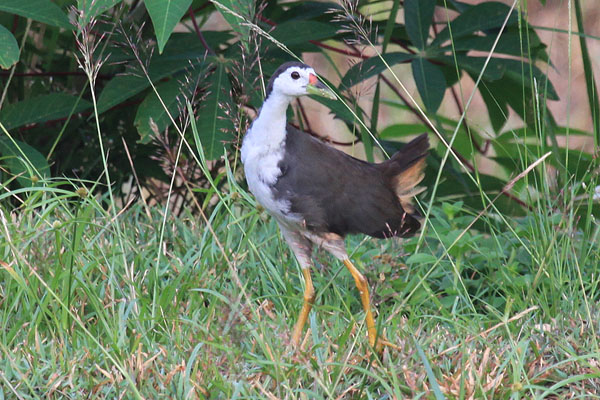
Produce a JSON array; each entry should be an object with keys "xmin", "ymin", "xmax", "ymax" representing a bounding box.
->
[{"xmin": 241, "ymin": 61, "xmax": 428, "ymax": 351}]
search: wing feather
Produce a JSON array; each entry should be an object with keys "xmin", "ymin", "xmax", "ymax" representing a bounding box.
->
[{"xmin": 273, "ymin": 126, "xmax": 423, "ymax": 238}]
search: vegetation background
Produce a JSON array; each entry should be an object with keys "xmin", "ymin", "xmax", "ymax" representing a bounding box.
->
[{"xmin": 0, "ymin": 0, "xmax": 599, "ymax": 398}]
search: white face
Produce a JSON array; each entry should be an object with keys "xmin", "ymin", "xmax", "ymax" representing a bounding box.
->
[{"xmin": 271, "ymin": 66, "xmax": 316, "ymax": 97}]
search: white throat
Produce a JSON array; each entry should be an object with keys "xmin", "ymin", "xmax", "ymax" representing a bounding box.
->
[
  {"xmin": 241, "ymin": 91, "xmax": 297, "ymax": 220},
  {"xmin": 241, "ymin": 91, "xmax": 292, "ymax": 163}
]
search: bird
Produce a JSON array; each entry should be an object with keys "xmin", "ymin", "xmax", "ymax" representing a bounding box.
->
[{"xmin": 241, "ymin": 61, "xmax": 428, "ymax": 351}]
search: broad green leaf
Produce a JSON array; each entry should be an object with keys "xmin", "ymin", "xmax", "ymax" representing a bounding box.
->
[
  {"xmin": 433, "ymin": 55, "xmax": 505, "ymax": 81},
  {"xmin": 406, "ymin": 253, "xmax": 437, "ymax": 264},
  {"xmin": 135, "ymin": 79, "xmax": 182, "ymax": 144},
  {"xmin": 442, "ymin": 201, "xmax": 463, "ymax": 220},
  {"xmin": 309, "ymin": 77, "xmax": 366, "ymax": 125},
  {"xmin": 441, "ymin": 30, "xmax": 548, "ymax": 61},
  {"xmin": 494, "ymin": 142, "xmax": 593, "ymax": 182},
  {"xmin": 0, "ymin": 0, "xmax": 71, "ymax": 30},
  {"xmin": 271, "ymin": 21, "xmax": 338, "ymax": 47},
  {"xmin": 160, "ymin": 31, "xmax": 234, "ymax": 58},
  {"xmin": 145, "ymin": 0, "xmax": 193, "ymax": 54},
  {"xmin": 77, "ymin": 0, "xmax": 123, "ymax": 26},
  {"xmin": 364, "ymin": 80, "xmax": 381, "ymax": 162},
  {"xmin": 497, "ymin": 125, "xmax": 595, "ymax": 141},
  {"xmin": 0, "ymin": 137, "xmax": 50, "ymax": 188},
  {"xmin": 97, "ymin": 57, "xmax": 204, "ymax": 113},
  {"xmin": 412, "ymin": 58, "xmax": 446, "ymax": 112},
  {"xmin": 479, "ymin": 81, "xmax": 508, "ymax": 133},
  {"xmin": 379, "ymin": 123, "xmax": 429, "ymax": 139},
  {"xmin": 438, "ymin": 64, "xmax": 462, "ymax": 87},
  {"xmin": 97, "ymin": 34, "xmax": 220, "ymax": 113},
  {"xmin": 0, "ymin": 24, "xmax": 19, "ymax": 69},
  {"xmin": 214, "ymin": 0, "xmax": 254, "ymax": 51},
  {"xmin": 96, "ymin": 73, "xmax": 164, "ymax": 114},
  {"xmin": 279, "ymin": 1, "xmax": 343, "ymax": 22},
  {"xmin": 382, "ymin": 0, "xmax": 400, "ymax": 52},
  {"xmin": 311, "ymin": 96, "xmax": 364, "ymax": 125},
  {"xmin": 482, "ymin": 80, "xmax": 535, "ymax": 126},
  {"xmin": 341, "ymin": 52, "xmax": 413, "ymax": 88},
  {"xmin": 499, "ymin": 58, "xmax": 558, "ymax": 100},
  {"xmin": 382, "ymin": 100, "xmax": 468, "ymax": 128},
  {"xmin": 446, "ymin": 0, "xmax": 470, "ymax": 13},
  {"xmin": 0, "ymin": 93, "xmax": 91, "ymax": 130},
  {"xmin": 431, "ymin": 2, "xmax": 518, "ymax": 47},
  {"xmin": 404, "ymin": 0, "xmax": 436, "ymax": 49},
  {"xmin": 196, "ymin": 64, "xmax": 234, "ymax": 160}
]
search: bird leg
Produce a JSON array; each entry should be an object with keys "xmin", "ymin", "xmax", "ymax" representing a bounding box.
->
[
  {"xmin": 291, "ymin": 267, "xmax": 314, "ymax": 346},
  {"xmin": 342, "ymin": 258, "xmax": 399, "ymax": 352},
  {"xmin": 279, "ymin": 225, "xmax": 315, "ymax": 347}
]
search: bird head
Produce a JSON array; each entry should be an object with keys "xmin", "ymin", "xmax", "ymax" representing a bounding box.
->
[{"xmin": 266, "ymin": 62, "xmax": 336, "ymax": 100}]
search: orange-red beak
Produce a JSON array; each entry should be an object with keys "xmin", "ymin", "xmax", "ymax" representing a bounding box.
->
[{"xmin": 306, "ymin": 73, "xmax": 336, "ymax": 99}]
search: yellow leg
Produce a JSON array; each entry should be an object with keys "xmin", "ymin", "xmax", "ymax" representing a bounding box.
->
[
  {"xmin": 291, "ymin": 267, "xmax": 315, "ymax": 346},
  {"xmin": 343, "ymin": 259, "xmax": 399, "ymax": 351}
]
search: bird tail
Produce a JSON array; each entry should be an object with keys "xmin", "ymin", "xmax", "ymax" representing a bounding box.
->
[{"xmin": 384, "ymin": 133, "xmax": 429, "ymax": 215}]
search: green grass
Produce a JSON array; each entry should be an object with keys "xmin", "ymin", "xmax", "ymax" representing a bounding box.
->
[
  {"xmin": 1, "ymin": 166, "xmax": 599, "ymax": 398},
  {"xmin": 2, "ymin": 1, "xmax": 600, "ymax": 398}
]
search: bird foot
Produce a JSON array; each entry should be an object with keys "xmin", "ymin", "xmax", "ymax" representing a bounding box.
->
[{"xmin": 371, "ymin": 332, "xmax": 401, "ymax": 354}]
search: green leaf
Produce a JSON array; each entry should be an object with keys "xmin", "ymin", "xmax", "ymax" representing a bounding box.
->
[
  {"xmin": 97, "ymin": 33, "xmax": 218, "ymax": 113},
  {"xmin": 482, "ymin": 80, "xmax": 533, "ymax": 125},
  {"xmin": 499, "ymin": 58, "xmax": 558, "ymax": 100},
  {"xmin": 382, "ymin": 0, "xmax": 400, "ymax": 52},
  {"xmin": 270, "ymin": 20, "xmax": 338, "ymax": 47},
  {"xmin": 412, "ymin": 58, "xmax": 446, "ymax": 112},
  {"xmin": 431, "ymin": 2, "xmax": 518, "ymax": 47},
  {"xmin": 134, "ymin": 79, "xmax": 182, "ymax": 144},
  {"xmin": 574, "ymin": 0, "xmax": 599, "ymax": 143},
  {"xmin": 196, "ymin": 64, "xmax": 234, "ymax": 160},
  {"xmin": 404, "ymin": 0, "xmax": 436, "ymax": 49},
  {"xmin": 494, "ymin": 141, "xmax": 593, "ymax": 182},
  {"xmin": 213, "ymin": 0, "xmax": 254, "ymax": 51},
  {"xmin": 0, "ymin": 137, "xmax": 50, "ymax": 188},
  {"xmin": 498, "ymin": 125, "xmax": 595, "ymax": 140},
  {"xmin": 432, "ymin": 55, "xmax": 505, "ymax": 81},
  {"xmin": 0, "ymin": 0, "xmax": 71, "ymax": 30},
  {"xmin": 311, "ymin": 96, "xmax": 364, "ymax": 125},
  {"xmin": 145, "ymin": 0, "xmax": 193, "ymax": 54},
  {"xmin": 406, "ymin": 253, "xmax": 437, "ymax": 264},
  {"xmin": 96, "ymin": 74, "xmax": 156, "ymax": 114},
  {"xmin": 160, "ymin": 32, "xmax": 233, "ymax": 58},
  {"xmin": 77, "ymin": 0, "xmax": 123, "ymax": 26},
  {"xmin": 0, "ymin": 24, "xmax": 19, "ymax": 69},
  {"xmin": 479, "ymin": 82, "xmax": 508, "ymax": 133},
  {"xmin": 97, "ymin": 57, "xmax": 204, "ymax": 113},
  {"xmin": 0, "ymin": 93, "xmax": 91, "ymax": 130},
  {"xmin": 365, "ymin": 80, "xmax": 381, "ymax": 162},
  {"xmin": 442, "ymin": 201, "xmax": 463, "ymax": 220},
  {"xmin": 341, "ymin": 52, "xmax": 413, "ymax": 88},
  {"xmin": 414, "ymin": 339, "xmax": 447, "ymax": 400},
  {"xmin": 379, "ymin": 123, "xmax": 429, "ymax": 139},
  {"xmin": 279, "ymin": 1, "xmax": 342, "ymax": 21},
  {"xmin": 442, "ymin": 30, "xmax": 547, "ymax": 61}
]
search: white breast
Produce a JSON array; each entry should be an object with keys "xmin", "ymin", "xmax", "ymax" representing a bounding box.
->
[
  {"xmin": 241, "ymin": 124, "xmax": 293, "ymax": 220},
  {"xmin": 241, "ymin": 91, "xmax": 303, "ymax": 223}
]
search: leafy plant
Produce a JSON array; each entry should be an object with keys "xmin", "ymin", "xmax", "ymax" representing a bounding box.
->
[
  {"xmin": 1, "ymin": 0, "xmax": 596, "ymax": 218},
  {"xmin": 1, "ymin": 1, "xmax": 600, "ymax": 398}
]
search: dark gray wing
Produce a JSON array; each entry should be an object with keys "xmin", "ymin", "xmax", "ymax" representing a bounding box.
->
[{"xmin": 273, "ymin": 125, "xmax": 420, "ymax": 238}]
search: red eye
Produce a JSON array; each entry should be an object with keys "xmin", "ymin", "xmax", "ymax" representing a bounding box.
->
[{"xmin": 291, "ymin": 71, "xmax": 300, "ymax": 80}]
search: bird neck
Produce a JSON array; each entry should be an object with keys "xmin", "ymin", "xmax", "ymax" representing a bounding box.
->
[{"xmin": 250, "ymin": 91, "xmax": 292, "ymax": 149}]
